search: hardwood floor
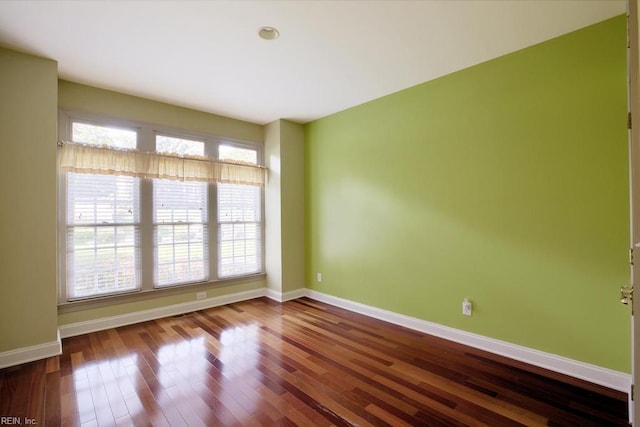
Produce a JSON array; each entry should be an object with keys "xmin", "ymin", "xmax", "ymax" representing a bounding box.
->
[{"xmin": 0, "ymin": 297, "xmax": 629, "ymax": 426}]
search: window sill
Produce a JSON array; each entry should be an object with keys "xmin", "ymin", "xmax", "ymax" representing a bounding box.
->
[{"xmin": 57, "ymin": 273, "xmax": 266, "ymax": 314}]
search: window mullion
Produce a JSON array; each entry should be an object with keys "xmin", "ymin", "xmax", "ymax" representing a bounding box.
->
[
  {"xmin": 140, "ymin": 178, "xmax": 154, "ymax": 290},
  {"xmin": 58, "ymin": 168, "xmax": 69, "ymax": 303},
  {"xmin": 207, "ymin": 141, "xmax": 218, "ymax": 281},
  {"xmin": 209, "ymin": 182, "xmax": 219, "ymax": 281},
  {"xmin": 139, "ymin": 127, "xmax": 155, "ymax": 291}
]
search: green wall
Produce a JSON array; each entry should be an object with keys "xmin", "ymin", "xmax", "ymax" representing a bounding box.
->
[
  {"xmin": 0, "ymin": 48, "xmax": 59, "ymax": 351},
  {"xmin": 305, "ymin": 16, "xmax": 630, "ymax": 372}
]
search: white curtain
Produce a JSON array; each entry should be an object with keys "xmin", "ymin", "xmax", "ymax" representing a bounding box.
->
[{"xmin": 59, "ymin": 142, "xmax": 265, "ymax": 186}]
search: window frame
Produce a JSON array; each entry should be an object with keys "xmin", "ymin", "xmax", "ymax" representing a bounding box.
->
[
  {"xmin": 64, "ymin": 172, "xmax": 142, "ymax": 299},
  {"xmin": 216, "ymin": 142, "xmax": 264, "ymax": 279},
  {"xmin": 57, "ymin": 110, "xmax": 265, "ymax": 309}
]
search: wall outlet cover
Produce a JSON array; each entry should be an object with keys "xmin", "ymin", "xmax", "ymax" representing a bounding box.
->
[{"xmin": 462, "ymin": 299, "xmax": 472, "ymax": 316}]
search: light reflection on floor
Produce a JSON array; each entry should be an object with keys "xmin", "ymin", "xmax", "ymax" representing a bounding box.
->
[
  {"xmin": 68, "ymin": 320, "xmax": 271, "ymax": 424},
  {"xmin": 157, "ymin": 336, "xmax": 207, "ymax": 389},
  {"xmin": 141, "ymin": 323, "xmax": 262, "ymax": 424},
  {"xmin": 72, "ymin": 353, "xmax": 139, "ymax": 425},
  {"xmin": 218, "ymin": 323, "xmax": 260, "ymax": 377},
  {"xmin": 216, "ymin": 323, "xmax": 261, "ymax": 420}
]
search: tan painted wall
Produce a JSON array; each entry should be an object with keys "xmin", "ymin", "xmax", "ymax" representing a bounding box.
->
[
  {"xmin": 57, "ymin": 281, "xmax": 265, "ymax": 325},
  {"xmin": 264, "ymin": 120, "xmax": 305, "ymax": 294},
  {"xmin": 57, "ymin": 80, "xmax": 267, "ymax": 325},
  {"xmin": 0, "ymin": 48, "xmax": 59, "ymax": 351},
  {"xmin": 280, "ymin": 120, "xmax": 305, "ymax": 293},
  {"xmin": 58, "ymin": 80, "xmax": 263, "ymax": 143},
  {"xmin": 0, "ymin": 58, "xmax": 299, "ymax": 344},
  {"xmin": 264, "ymin": 121, "xmax": 283, "ymax": 292}
]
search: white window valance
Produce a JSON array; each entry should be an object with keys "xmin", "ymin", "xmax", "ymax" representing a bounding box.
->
[{"xmin": 59, "ymin": 141, "xmax": 265, "ymax": 186}]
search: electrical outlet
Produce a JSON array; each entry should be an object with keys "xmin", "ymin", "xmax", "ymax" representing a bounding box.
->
[
  {"xmin": 317, "ymin": 272, "xmax": 322, "ymax": 282},
  {"xmin": 196, "ymin": 291, "xmax": 206, "ymax": 300},
  {"xmin": 462, "ymin": 298, "xmax": 472, "ymax": 316}
]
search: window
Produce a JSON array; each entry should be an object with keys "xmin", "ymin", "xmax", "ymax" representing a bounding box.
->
[
  {"xmin": 154, "ymin": 179, "xmax": 208, "ymax": 286},
  {"xmin": 59, "ymin": 113, "xmax": 264, "ymax": 302},
  {"xmin": 65, "ymin": 122, "xmax": 140, "ymax": 299},
  {"xmin": 156, "ymin": 135, "xmax": 204, "ymax": 156},
  {"xmin": 153, "ymin": 136, "xmax": 207, "ymax": 287},
  {"xmin": 218, "ymin": 145, "xmax": 262, "ymax": 277},
  {"xmin": 72, "ymin": 122, "xmax": 137, "ymax": 149},
  {"xmin": 66, "ymin": 173, "xmax": 140, "ymax": 298}
]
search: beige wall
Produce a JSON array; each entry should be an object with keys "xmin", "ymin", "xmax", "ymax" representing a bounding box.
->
[
  {"xmin": 264, "ymin": 120, "xmax": 305, "ymax": 295},
  {"xmin": 279, "ymin": 120, "xmax": 305, "ymax": 293},
  {"xmin": 0, "ymin": 48, "xmax": 59, "ymax": 351},
  {"xmin": 58, "ymin": 80, "xmax": 263, "ymax": 143},
  {"xmin": 57, "ymin": 80, "xmax": 268, "ymax": 325},
  {"xmin": 0, "ymin": 52, "xmax": 303, "ymax": 351},
  {"xmin": 58, "ymin": 281, "xmax": 265, "ymax": 325},
  {"xmin": 264, "ymin": 121, "xmax": 283, "ymax": 292}
]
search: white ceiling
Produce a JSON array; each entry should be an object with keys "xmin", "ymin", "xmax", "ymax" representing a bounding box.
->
[{"xmin": 0, "ymin": 1, "xmax": 626, "ymax": 125}]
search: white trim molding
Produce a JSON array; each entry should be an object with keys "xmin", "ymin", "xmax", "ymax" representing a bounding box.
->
[
  {"xmin": 266, "ymin": 288, "xmax": 307, "ymax": 303},
  {"xmin": 59, "ymin": 288, "xmax": 266, "ymax": 338},
  {"xmin": 17, "ymin": 286, "xmax": 627, "ymax": 395},
  {"xmin": 304, "ymin": 289, "xmax": 631, "ymax": 393},
  {"xmin": 0, "ymin": 331, "xmax": 62, "ymax": 369}
]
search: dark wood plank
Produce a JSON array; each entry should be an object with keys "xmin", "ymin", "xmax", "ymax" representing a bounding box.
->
[{"xmin": 0, "ymin": 296, "xmax": 629, "ymax": 426}]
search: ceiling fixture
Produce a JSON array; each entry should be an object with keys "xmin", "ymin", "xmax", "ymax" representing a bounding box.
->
[{"xmin": 258, "ymin": 26, "xmax": 280, "ymax": 41}]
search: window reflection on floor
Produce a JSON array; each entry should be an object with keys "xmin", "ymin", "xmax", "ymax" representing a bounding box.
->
[
  {"xmin": 72, "ymin": 353, "xmax": 139, "ymax": 424},
  {"xmin": 218, "ymin": 324, "xmax": 260, "ymax": 377}
]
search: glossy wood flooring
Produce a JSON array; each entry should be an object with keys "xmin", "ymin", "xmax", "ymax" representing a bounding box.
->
[{"xmin": 0, "ymin": 297, "xmax": 629, "ymax": 426}]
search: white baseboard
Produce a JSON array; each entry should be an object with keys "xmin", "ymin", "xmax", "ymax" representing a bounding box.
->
[
  {"xmin": 266, "ymin": 288, "xmax": 307, "ymax": 302},
  {"xmin": 59, "ymin": 288, "xmax": 267, "ymax": 338},
  {"xmin": 265, "ymin": 288, "xmax": 280, "ymax": 301},
  {"xmin": 304, "ymin": 289, "xmax": 631, "ymax": 393},
  {"xmin": 51, "ymin": 285, "xmax": 632, "ymax": 394},
  {"xmin": 0, "ymin": 330, "xmax": 62, "ymax": 369}
]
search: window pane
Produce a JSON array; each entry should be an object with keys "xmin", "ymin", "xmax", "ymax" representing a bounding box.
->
[
  {"xmin": 218, "ymin": 183, "xmax": 262, "ymax": 277},
  {"xmin": 66, "ymin": 173, "xmax": 140, "ymax": 299},
  {"xmin": 68, "ymin": 174, "xmax": 139, "ymax": 225},
  {"xmin": 72, "ymin": 122, "xmax": 137, "ymax": 149},
  {"xmin": 218, "ymin": 184, "xmax": 261, "ymax": 222},
  {"xmin": 67, "ymin": 226, "xmax": 140, "ymax": 298},
  {"xmin": 153, "ymin": 179, "xmax": 208, "ymax": 286},
  {"xmin": 219, "ymin": 145, "xmax": 257, "ymax": 164},
  {"xmin": 218, "ymin": 223, "xmax": 262, "ymax": 277},
  {"xmin": 156, "ymin": 135, "xmax": 204, "ymax": 156}
]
